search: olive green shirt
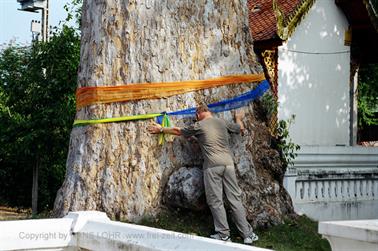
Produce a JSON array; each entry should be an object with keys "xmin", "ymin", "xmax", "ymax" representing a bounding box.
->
[{"xmin": 181, "ymin": 117, "xmax": 241, "ymax": 168}]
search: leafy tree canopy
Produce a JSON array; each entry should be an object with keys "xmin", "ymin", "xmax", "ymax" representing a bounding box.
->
[
  {"xmin": 0, "ymin": 26, "xmax": 80, "ymax": 209},
  {"xmin": 358, "ymin": 63, "xmax": 378, "ymax": 126}
]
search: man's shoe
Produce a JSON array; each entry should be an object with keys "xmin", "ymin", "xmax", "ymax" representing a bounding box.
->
[
  {"xmin": 244, "ymin": 232, "xmax": 258, "ymax": 244},
  {"xmin": 210, "ymin": 233, "xmax": 232, "ymax": 242}
]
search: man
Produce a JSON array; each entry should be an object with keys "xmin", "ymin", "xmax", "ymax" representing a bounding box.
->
[{"xmin": 147, "ymin": 104, "xmax": 258, "ymax": 244}]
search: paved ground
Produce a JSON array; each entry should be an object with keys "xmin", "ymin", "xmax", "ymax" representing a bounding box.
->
[{"xmin": 0, "ymin": 206, "xmax": 30, "ymax": 221}]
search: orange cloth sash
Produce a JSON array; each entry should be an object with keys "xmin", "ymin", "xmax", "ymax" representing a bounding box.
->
[{"xmin": 76, "ymin": 73, "xmax": 265, "ymax": 109}]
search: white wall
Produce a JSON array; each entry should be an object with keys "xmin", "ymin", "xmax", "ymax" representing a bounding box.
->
[{"xmin": 278, "ymin": 0, "xmax": 351, "ymax": 146}]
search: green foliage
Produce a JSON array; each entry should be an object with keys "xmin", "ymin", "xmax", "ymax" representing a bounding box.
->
[
  {"xmin": 0, "ymin": 26, "xmax": 80, "ymax": 209},
  {"xmin": 276, "ymin": 115, "xmax": 300, "ymax": 167},
  {"xmin": 259, "ymin": 92, "xmax": 299, "ymax": 167},
  {"xmin": 260, "ymin": 91, "xmax": 278, "ymax": 118},
  {"xmin": 358, "ymin": 63, "xmax": 378, "ymax": 126},
  {"xmin": 63, "ymin": 0, "xmax": 83, "ymax": 27}
]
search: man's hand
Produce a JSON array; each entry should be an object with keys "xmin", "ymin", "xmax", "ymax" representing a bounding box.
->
[
  {"xmin": 147, "ymin": 122, "xmax": 162, "ymax": 134},
  {"xmin": 235, "ymin": 109, "xmax": 245, "ymax": 121},
  {"xmin": 234, "ymin": 109, "xmax": 246, "ymax": 135},
  {"xmin": 147, "ymin": 122, "xmax": 182, "ymax": 136}
]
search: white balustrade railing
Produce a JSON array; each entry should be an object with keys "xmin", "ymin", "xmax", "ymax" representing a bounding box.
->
[
  {"xmin": 294, "ymin": 173, "xmax": 378, "ymax": 202},
  {"xmin": 284, "ymin": 146, "xmax": 378, "ymax": 221}
]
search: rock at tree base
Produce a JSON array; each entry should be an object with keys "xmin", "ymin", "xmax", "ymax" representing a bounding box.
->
[{"xmin": 164, "ymin": 167, "xmax": 206, "ymax": 211}]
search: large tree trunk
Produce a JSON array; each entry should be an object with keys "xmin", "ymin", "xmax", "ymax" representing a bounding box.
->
[{"xmin": 53, "ymin": 0, "xmax": 293, "ymax": 225}]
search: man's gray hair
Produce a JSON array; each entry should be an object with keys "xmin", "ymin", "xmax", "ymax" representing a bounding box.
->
[{"xmin": 196, "ymin": 103, "xmax": 210, "ymax": 113}]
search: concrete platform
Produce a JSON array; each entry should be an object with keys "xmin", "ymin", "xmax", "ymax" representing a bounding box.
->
[{"xmin": 319, "ymin": 219, "xmax": 378, "ymax": 251}]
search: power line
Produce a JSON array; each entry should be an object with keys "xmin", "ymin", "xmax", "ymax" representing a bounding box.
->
[{"xmin": 282, "ymin": 49, "xmax": 350, "ymax": 55}]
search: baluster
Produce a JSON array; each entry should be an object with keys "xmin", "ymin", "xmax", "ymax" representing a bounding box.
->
[
  {"xmin": 356, "ymin": 180, "xmax": 361, "ymax": 198},
  {"xmin": 320, "ymin": 180, "xmax": 325, "ymax": 199},
  {"xmin": 337, "ymin": 180, "xmax": 342, "ymax": 199},
  {"xmin": 366, "ymin": 180, "xmax": 372, "ymax": 198},
  {"xmin": 345, "ymin": 180, "xmax": 351, "ymax": 199},
  {"xmin": 342, "ymin": 180, "xmax": 348, "ymax": 199},
  {"xmin": 373, "ymin": 179, "xmax": 378, "ymax": 198},
  {"xmin": 324, "ymin": 180, "xmax": 330, "ymax": 199},
  {"xmin": 362, "ymin": 180, "xmax": 367, "ymax": 198},
  {"xmin": 350, "ymin": 179, "xmax": 355, "ymax": 198},
  {"xmin": 296, "ymin": 181, "xmax": 302, "ymax": 201},
  {"xmin": 310, "ymin": 181, "xmax": 317, "ymax": 200},
  {"xmin": 353, "ymin": 180, "xmax": 358, "ymax": 198},
  {"xmin": 330, "ymin": 181, "xmax": 336, "ymax": 200},
  {"xmin": 303, "ymin": 180, "xmax": 310, "ymax": 200},
  {"xmin": 370, "ymin": 179, "xmax": 375, "ymax": 198}
]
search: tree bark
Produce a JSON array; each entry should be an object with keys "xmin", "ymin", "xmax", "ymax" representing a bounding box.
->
[
  {"xmin": 32, "ymin": 158, "xmax": 39, "ymax": 216},
  {"xmin": 53, "ymin": 0, "xmax": 294, "ymax": 225}
]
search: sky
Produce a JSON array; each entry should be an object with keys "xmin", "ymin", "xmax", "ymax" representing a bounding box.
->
[{"xmin": 0, "ymin": 0, "xmax": 74, "ymax": 45}]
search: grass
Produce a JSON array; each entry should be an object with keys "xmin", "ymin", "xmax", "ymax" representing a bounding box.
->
[
  {"xmin": 255, "ymin": 215, "xmax": 331, "ymax": 251},
  {"xmin": 0, "ymin": 206, "xmax": 53, "ymax": 221},
  {"xmin": 0, "ymin": 206, "xmax": 30, "ymax": 221},
  {"xmin": 138, "ymin": 208, "xmax": 331, "ymax": 251}
]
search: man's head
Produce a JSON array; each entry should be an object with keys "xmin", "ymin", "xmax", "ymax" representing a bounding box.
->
[{"xmin": 196, "ymin": 104, "xmax": 212, "ymax": 121}]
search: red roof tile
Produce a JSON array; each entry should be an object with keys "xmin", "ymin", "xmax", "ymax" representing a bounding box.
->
[{"xmin": 248, "ymin": 0, "xmax": 304, "ymax": 41}]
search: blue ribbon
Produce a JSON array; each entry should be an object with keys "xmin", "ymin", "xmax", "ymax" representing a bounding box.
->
[{"xmin": 156, "ymin": 80, "xmax": 269, "ymax": 124}]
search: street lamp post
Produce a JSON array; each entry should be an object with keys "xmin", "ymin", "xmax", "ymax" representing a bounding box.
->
[
  {"xmin": 16, "ymin": 0, "xmax": 50, "ymax": 216},
  {"xmin": 17, "ymin": 0, "xmax": 49, "ymax": 42}
]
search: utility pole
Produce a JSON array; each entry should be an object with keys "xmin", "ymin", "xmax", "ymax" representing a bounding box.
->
[
  {"xmin": 17, "ymin": 0, "xmax": 49, "ymax": 42},
  {"xmin": 16, "ymin": 0, "xmax": 50, "ymax": 216},
  {"xmin": 41, "ymin": 0, "xmax": 49, "ymax": 42}
]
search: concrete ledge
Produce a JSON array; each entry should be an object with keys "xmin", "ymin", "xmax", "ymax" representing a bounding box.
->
[
  {"xmin": 0, "ymin": 218, "xmax": 74, "ymax": 250},
  {"xmin": 319, "ymin": 219, "xmax": 378, "ymax": 251},
  {"xmin": 294, "ymin": 146, "xmax": 378, "ymax": 169},
  {"xmin": 0, "ymin": 211, "xmax": 271, "ymax": 251},
  {"xmin": 77, "ymin": 219, "xmax": 270, "ymax": 251},
  {"xmin": 294, "ymin": 200, "xmax": 378, "ymax": 221}
]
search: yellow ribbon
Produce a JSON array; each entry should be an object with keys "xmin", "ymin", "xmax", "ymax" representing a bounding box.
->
[
  {"xmin": 73, "ymin": 113, "xmax": 162, "ymax": 126},
  {"xmin": 73, "ymin": 113, "xmax": 171, "ymax": 145}
]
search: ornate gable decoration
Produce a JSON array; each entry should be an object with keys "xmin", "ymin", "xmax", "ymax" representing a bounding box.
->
[
  {"xmin": 363, "ymin": 0, "xmax": 378, "ymax": 32},
  {"xmin": 273, "ymin": 0, "xmax": 316, "ymax": 40}
]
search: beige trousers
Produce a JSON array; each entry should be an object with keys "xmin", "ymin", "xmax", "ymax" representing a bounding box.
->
[{"xmin": 203, "ymin": 165, "xmax": 253, "ymax": 238}]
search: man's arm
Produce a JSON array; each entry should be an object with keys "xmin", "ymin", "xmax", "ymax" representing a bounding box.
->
[
  {"xmin": 227, "ymin": 110, "xmax": 245, "ymax": 135},
  {"xmin": 234, "ymin": 110, "xmax": 245, "ymax": 134},
  {"xmin": 147, "ymin": 122, "xmax": 182, "ymax": 136}
]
